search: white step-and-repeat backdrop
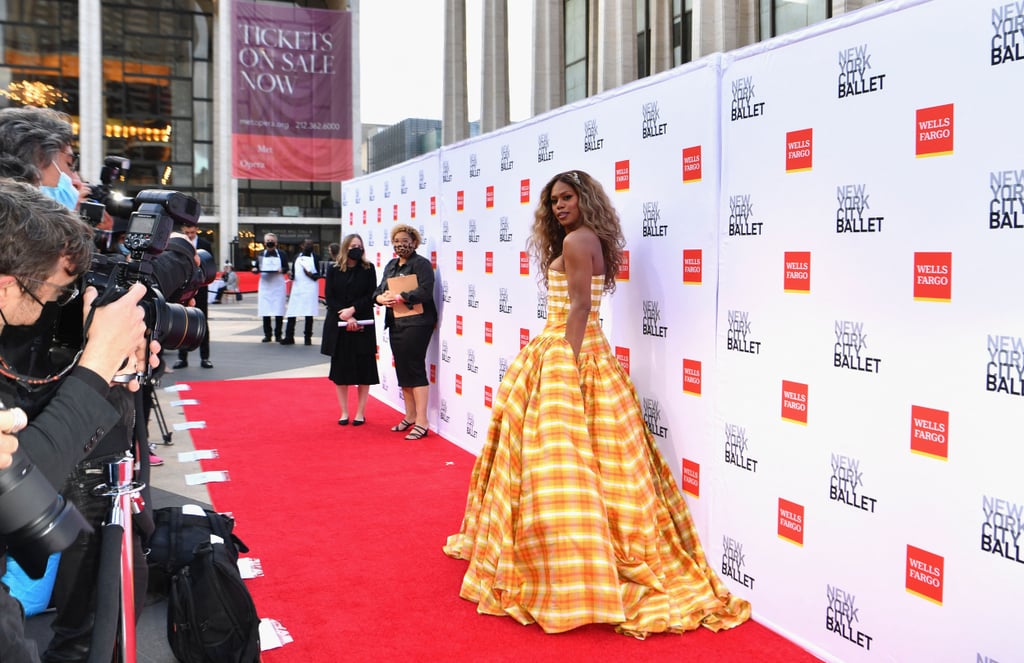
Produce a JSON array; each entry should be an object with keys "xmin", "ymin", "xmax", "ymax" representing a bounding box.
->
[{"xmin": 341, "ymin": 1, "xmax": 1021, "ymax": 659}]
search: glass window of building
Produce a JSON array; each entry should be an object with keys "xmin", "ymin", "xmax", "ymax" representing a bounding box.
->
[
  {"xmin": 637, "ymin": 0, "xmax": 651, "ymax": 79},
  {"xmin": 761, "ymin": 0, "xmax": 832, "ymax": 38},
  {"xmin": 0, "ymin": 2, "xmax": 79, "ymax": 129},
  {"xmin": 100, "ymin": 0, "xmax": 214, "ymax": 213},
  {"xmin": 564, "ymin": 0, "xmax": 587, "ymax": 103},
  {"xmin": 673, "ymin": 0, "xmax": 693, "ymax": 66}
]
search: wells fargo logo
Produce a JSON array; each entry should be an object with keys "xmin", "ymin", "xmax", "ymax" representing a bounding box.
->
[
  {"xmin": 778, "ymin": 498, "xmax": 804, "ymax": 546},
  {"xmin": 682, "ymin": 359, "xmax": 702, "ymax": 396},
  {"xmin": 781, "ymin": 380, "xmax": 808, "ymax": 425},
  {"xmin": 456, "ymin": 190, "xmax": 465, "ymax": 212},
  {"xmin": 683, "ymin": 145, "xmax": 702, "ymax": 183},
  {"xmin": 905, "ymin": 545, "xmax": 943, "ymax": 605},
  {"xmin": 784, "ymin": 251, "xmax": 811, "ymax": 293},
  {"xmin": 910, "ymin": 405, "xmax": 948, "ymax": 460},
  {"xmin": 915, "ymin": 104, "xmax": 954, "ymax": 157},
  {"xmin": 682, "ymin": 458, "xmax": 700, "ymax": 497},
  {"xmin": 786, "ymin": 128, "xmax": 813, "ymax": 173},
  {"xmin": 683, "ymin": 249, "xmax": 702, "ymax": 285},
  {"xmin": 913, "ymin": 251, "xmax": 951, "ymax": 302},
  {"xmin": 617, "ymin": 250, "xmax": 630, "ymax": 282},
  {"xmin": 520, "ymin": 178, "xmax": 530, "ymax": 204},
  {"xmin": 615, "ymin": 160, "xmax": 630, "ymax": 191}
]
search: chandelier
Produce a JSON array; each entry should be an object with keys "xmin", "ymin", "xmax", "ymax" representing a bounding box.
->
[{"xmin": 0, "ymin": 80, "xmax": 67, "ymax": 107}]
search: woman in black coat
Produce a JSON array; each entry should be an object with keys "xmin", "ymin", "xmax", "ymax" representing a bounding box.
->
[
  {"xmin": 322, "ymin": 235, "xmax": 379, "ymax": 425},
  {"xmin": 373, "ymin": 224, "xmax": 437, "ymax": 440}
]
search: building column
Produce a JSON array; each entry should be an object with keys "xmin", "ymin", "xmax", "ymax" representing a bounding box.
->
[
  {"xmin": 78, "ymin": 0, "xmax": 103, "ymax": 182},
  {"xmin": 693, "ymin": 0, "xmax": 757, "ymax": 58},
  {"xmin": 481, "ymin": 0, "xmax": 510, "ymax": 133},
  {"xmin": 214, "ymin": 0, "xmax": 238, "ymax": 260},
  {"xmin": 591, "ymin": 0, "xmax": 635, "ymax": 95},
  {"xmin": 532, "ymin": 0, "xmax": 563, "ymax": 116},
  {"xmin": 650, "ymin": 0, "xmax": 673, "ymax": 75},
  {"xmin": 443, "ymin": 0, "xmax": 469, "ymax": 145}
]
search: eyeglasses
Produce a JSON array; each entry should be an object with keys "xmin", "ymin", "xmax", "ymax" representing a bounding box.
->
[
  {"xmin": 55, "ymin": 151, "xmax": 79, "ymax": 173},
  {"xmin": 15, "ymin": 276, "xmax": 80, "ymax": 307}
]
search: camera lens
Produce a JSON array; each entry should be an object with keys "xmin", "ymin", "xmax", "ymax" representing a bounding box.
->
[
  {"xmin": 148, "ymin": 299, "xmax": 207, "ymax": 351},
  {"xmin": 0, "ymin": 452, "xmax": 91, "ymax": 578}
]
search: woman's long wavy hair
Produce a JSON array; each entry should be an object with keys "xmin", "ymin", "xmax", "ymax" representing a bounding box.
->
[{"xmin": 527, "ymin": 170, "xmax": 625, "ymax": 293}]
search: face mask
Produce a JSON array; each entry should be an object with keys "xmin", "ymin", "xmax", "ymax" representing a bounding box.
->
[
  {"xmin": 40, "ymin": 166, "xmax": 79, "ymax": 211},
  {"xmin": 347, "ymin": 247, "xmax": 364, "ymax": 262},
  {"xmin": 394, "ymin": 244, "xmax": 413, "ymax": 259},
  {"xmin": 266, "ymin": 241, "xmax": 276, "ymax": 249}
]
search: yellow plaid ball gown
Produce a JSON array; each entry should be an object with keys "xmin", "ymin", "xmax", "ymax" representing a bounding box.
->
[{"xmin": 444, "ymin": 270, "xmax": 750, "ymax": 637}]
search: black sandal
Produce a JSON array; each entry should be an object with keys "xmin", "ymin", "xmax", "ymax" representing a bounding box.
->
[
  {"xmin": 404, "ymin": 425, "xmax": 428, "ymax": 440},
  {"xmin": 391, "ymin": 419, "xmax": 414, "ymax": 432}
]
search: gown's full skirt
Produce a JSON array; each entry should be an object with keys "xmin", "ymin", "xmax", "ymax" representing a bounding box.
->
[{"xmin": 444, "ymin": 271, "xmax": 750, "ymax": 636}]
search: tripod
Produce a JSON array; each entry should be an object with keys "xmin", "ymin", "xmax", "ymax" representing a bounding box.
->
[{"xmin": 145, "ymin": 379, "xmax": 173, "ymax": 445}]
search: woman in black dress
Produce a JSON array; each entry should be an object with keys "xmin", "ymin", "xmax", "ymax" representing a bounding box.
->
[{"xmin": 322, "ymin": 234, "xmax": 379, "ymax": 425}]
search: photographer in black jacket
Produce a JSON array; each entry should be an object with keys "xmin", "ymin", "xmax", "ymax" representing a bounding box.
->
[{"xmin": 0, "ymin": 179, "xmax": 154, "ymax": 663}]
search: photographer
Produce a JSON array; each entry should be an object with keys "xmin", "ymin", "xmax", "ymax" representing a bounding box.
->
[{"xmin": 0, "ymin": 179, "xmax": 153, "ymax": 663}]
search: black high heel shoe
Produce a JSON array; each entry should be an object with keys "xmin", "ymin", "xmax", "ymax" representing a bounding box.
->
[{"xmin": 404, "ymin": 425, "xmax": 428, "ymax": 440}]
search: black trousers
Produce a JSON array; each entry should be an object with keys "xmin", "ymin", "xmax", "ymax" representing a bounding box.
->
[
  {"xmin": 263, "ymin": 316, "xmax": 284, "ymax": 339},
  {"xmin": 177, "ymin": 286, "xmax": 210, "ymax": 361},
  {"xmin": 284, "ymin": 316, "xmax": 314, "ymax": 341}
]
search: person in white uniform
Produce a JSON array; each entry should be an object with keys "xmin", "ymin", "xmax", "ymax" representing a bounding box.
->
[
  {"xmin": 283, "ymin": 238, "xmax": 321, "ymax": 345},
  {"xmin": 253, "ymin": 232, "xmax": 289, "ymax": 343}
]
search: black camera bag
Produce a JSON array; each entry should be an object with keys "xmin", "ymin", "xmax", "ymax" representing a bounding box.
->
[
  {"xmin": 147, "ymin": 506, "xmax": 249, "ymax": 596},
  {"xmin": 167, "ymin": 540, "xmax": 261, "ymax": 663}
]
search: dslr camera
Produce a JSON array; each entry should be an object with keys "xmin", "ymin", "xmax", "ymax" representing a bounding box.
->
[
  {"xmin": 87, "ymin": 190, "xmax": 215, "ymax": 354},
  {"xmin": 79, "ymin": 156, "xmax": 133, "ymax": 228}
]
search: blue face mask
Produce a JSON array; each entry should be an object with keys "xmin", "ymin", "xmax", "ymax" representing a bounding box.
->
[{"xmin": 40, "ymin": 163, "xmax": 79, "ymax": 211}]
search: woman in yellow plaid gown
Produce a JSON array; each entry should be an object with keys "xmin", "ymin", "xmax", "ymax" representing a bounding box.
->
[{"xmin": 444, "ymin": 170, "xmax": 750, "ymax": 637}]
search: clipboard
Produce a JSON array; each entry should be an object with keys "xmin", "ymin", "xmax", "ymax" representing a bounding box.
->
[{"xmin": 387, "ymin": 274, "xmax": 424, "ymax": 317}]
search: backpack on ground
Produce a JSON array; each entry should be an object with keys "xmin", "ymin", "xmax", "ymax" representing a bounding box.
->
[
  {"xmin": 167, "ymin": 539, "xmax": 261, "ymax": 663},
  {"xmin": 147, "ymin": 505, "xmax": 249, "ymax": 595}
]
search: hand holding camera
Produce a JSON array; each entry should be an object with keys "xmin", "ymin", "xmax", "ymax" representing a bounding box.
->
[
  {"xmin": 0, "ymin": 408, "xmax": 25, "ymax": 470},
  {"xmin": 77, "ymin": 282, "xmax": 149, "ymax": 386}
]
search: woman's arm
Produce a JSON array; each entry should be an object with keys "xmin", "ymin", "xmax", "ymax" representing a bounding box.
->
[
  {"xmin": 373, "ymin": 260, "xmax": 394, "ymax": 304},
  {"xmin": 401, "ymin": 255, "xmax": 435, "ymax": 304},
  {"xmin": 562, "ymin": 229, "xmax": 600, "ymax": 359}
]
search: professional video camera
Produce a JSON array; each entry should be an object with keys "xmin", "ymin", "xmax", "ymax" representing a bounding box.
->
[
  {"xmin": 0, "ymin": 408, "xmax": 91, "ymax": 578},
  {"xmin": 80, "ymin": 156, "xmax": 134, "ymax": 227},
  {"xmin": 87, "ymin": 190, "xmax": 216, "ymax": 354}
]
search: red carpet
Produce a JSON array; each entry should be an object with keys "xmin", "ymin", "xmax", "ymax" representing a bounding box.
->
[{"xmin": 181, "ymin": 377, "xmax": 818, "ymax": 662}]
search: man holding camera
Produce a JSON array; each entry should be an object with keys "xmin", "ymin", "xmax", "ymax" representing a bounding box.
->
[{"xmin": 0, "ymin": 179, "xmax": 154, "ymax": 663}]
